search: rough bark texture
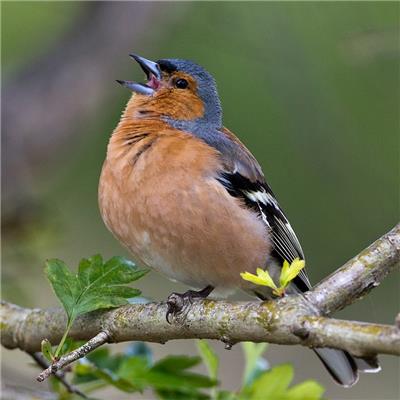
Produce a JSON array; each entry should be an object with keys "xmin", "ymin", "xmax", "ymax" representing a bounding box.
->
[
  {"xmin": 1, "ymin": 298, "xmax": 399, "ymax": 358},
  {"xmin": 1, "ymin": 224, "xmax": 399, "ymax": 362}
]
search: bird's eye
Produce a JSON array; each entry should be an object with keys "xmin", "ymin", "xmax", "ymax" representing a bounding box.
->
[{"xmin": 175, "ymin": 78, "xmax": 188, "ymax": 89}]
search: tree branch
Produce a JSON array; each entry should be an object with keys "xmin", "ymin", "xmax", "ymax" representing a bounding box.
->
[
  {"xmin": 306, "ymin": 223, "xmax": 400, "ymax": 315},
  {"xmin": 1, "ymin": 224, "xmax": 399, "ymax": 379},
  {"xmin": 36, "ymin": 331, "xmax": 109, "ymax": 383},
  {"xmin": 30, "ymin": 352, "xmax": 88, "ymax": 398},
  {"xmin": 1, "ymin": 297, "xmax": 399, "ymax": 358}
]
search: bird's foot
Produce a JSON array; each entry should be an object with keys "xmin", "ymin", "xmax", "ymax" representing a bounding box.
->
[{"xmin": 166, "ymin": 285, "xmax": 214, "ymax": 323}]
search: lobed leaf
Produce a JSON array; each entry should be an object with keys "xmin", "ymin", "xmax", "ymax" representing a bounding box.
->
[
  {"xmin": 45, "ymin": 255, "xmax": 148, "ymax": 358},
  {"xmin": 45, "ymin": 259, "xmax": 80, "ymax": 320},
  {"xmin": 45, "ymin": 255, "xmax": 148, "ymax": 323}
]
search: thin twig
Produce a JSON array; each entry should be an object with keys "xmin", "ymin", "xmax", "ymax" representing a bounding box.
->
[
  {"xmin": 30, "ymin": 352, "xmax": 88, "ymax": 398},
  {"xmin": 36, "ymin": 331, "xmax": 109, "ymax": 382}
]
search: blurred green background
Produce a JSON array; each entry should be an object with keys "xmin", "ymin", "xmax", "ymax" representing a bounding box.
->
[{"xmin": 2, "ymin": 2, "xmax": 399, "ymax": 399}]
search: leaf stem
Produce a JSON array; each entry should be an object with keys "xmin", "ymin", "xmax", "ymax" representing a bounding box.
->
[{"xmin": 54, "ymin": 317, "xmax": 74, "ymax": 359}]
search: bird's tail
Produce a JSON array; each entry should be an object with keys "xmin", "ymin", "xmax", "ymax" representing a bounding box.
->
[{"xmin": 314, "ymin": 348, "xmax": 380, "ymax": 387}]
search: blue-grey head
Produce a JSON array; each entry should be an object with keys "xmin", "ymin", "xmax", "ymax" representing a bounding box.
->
[{"xmin": 117, "ymin": 55, "xmax": 223, "ymax": 129}]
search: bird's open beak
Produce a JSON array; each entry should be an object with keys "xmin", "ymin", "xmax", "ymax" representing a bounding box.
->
[{"xmin": 117, "ymin": 54, "xmax": 162, "ymax": 95}]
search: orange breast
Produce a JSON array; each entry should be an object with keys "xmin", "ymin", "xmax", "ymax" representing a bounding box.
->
[{"xmin": 98, "ymin": 120, "xmax": 270, "ymax": 293}]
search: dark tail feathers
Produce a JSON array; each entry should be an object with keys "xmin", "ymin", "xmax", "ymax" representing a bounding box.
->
[{"xmin": 314, "ymin": 348, "xmax": 380, "ymax": 387}]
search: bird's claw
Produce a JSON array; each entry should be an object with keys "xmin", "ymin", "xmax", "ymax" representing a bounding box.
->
[
  {"xmin": 166, "ymin": 292, "xmax": 187, "ymax": 323},
  {"xmin": 165, "ymin": 286, "xmax": 214, "ymax": 324}
]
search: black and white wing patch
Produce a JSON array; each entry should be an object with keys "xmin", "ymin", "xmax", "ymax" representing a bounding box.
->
[{"xmin": 218, "ymin": 171, "xmax": 311, "ymax": 292}]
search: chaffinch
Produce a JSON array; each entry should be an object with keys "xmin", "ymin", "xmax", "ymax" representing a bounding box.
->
[{"xmin": 98, "ymin": 55, "xmax": 379, "ymax": 387}]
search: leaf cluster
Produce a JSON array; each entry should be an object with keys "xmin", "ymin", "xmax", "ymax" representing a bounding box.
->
[
  {"xmin": 56, "ymin": 340, "xmax": 324, "ymax": 400},
  {"xmin": 240, "ymin": 258, "xmax": 305, "ymax": 297},
  {"xmin": 73, "ymin": 343, "xmax": 215, "ymax": 400}
]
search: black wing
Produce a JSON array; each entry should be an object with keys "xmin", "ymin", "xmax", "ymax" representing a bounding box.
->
[{"xmin": 218, "ymin": 171, "xmax": 311, "ymax": 292}]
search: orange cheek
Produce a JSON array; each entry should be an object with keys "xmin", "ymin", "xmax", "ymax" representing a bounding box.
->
[
  {"xmin": 125, "ymin": 89, "xmax": 205, "ymax": 121},
  {"xmin": 157, "ymin": 90, "xmax": 205, "ymax": 120}
]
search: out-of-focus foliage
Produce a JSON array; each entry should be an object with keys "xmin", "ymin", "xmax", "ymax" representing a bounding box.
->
[
  {"xmin": 197, "ymin": 340, "xmax": 219, "ymax": 381},
  {"xmin": 2, "ymin": 2, "xmax": 79, "ymax": 72},
  {"xmin": 72, "ymin": 343, "xmax": 216, "ymax": 399},
  {"xmin": 239, "ymin": 364, "xmax": 324, "ymax": 400},
  {"xmin": 53, "ymin": 341, "xmax": 324, "ymax": 400},
  {"xmin": 242, "ymin": 342, "xmax": 269, "ymax": 387}
]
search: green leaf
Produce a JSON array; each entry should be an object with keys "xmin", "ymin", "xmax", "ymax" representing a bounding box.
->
[
  {"xmin": 74, "ymin": 350, "xmax": 215, "ymax": 396},
  {"xmin": 153, "ymin": 356, "xmax": 202, "ymax": 372},
  {"xmin": 249, "ymin": 364, "xmax": 293, "ymax": 399},
  {"xmin": 46, "ymin": 255, "xmax": 147, "ymax": 322},
  {"xmin": 114, "ymin": 351, "xmax": 215, "ymax": 393},
  {"xmin": 87, "ymin": 346, "xmax": 125, "ymax": 372},
  {"xmin": 242, "ymin": 342, "xmax": 268, "ymax": 387},
  {"xmin": 147, "ymin": 355, "xmax": 216, "ymax": 391},
  {"xmin": 216, "ymin": 391, "xmax": 239, "ymax": 400},
  {"xmin": 197, "ymin": 340, "xmax": 219, "ymax": 381},
  {"xmin": 75, "ymin": 361, "xmax": 140, "ymax": 392},
  {"xmin": 149, "ymin": 354, "xmax": 216, "ymax": 396},
  {"xmin": 73, "ymin": 347, "xmax": 127, "ymax": 385},
  {"xmin": 117, "ymin": 356, "xmax": 150, "ymax": 382},
  {"xmin": 41, "ymin": 339, "xmax": 54, "ymax": 362},
  {"xmin": 73, "ymin": 256, "xmax": 147, "ymax": 318},
  {"xmin": 58, "ymin": 337, "xmax": 83, "ymax": 358},
  {"xmin": 156, "ymin": 388, "xmax": 210, "ymax": 400},
  {"xmin": 45, "ymin": 259, "xmax": 80, "ymax": 320},
  {"xmin": 286, "ymin": 380, "xmax": 325, "ymax": 400},
  {"xmin": 45, "ymin": 255, "xmax": 148, "ymax": 357},
  {"xmin": 146, "ymin": 370, "xmax": 216, "ymax": 390}
]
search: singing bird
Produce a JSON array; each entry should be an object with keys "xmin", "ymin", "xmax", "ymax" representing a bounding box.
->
[{"xmin": 99, "ymin": 54, "xmax": 379, "ymax": 386}]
